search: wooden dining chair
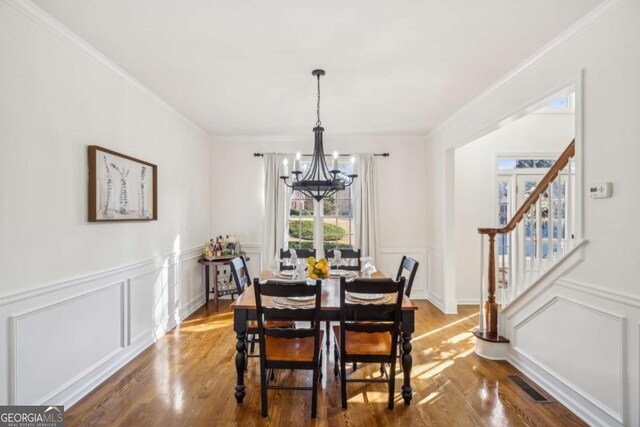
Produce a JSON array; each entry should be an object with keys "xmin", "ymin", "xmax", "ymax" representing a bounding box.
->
[
  {"xmin": 326, "ymin": 248, "xmax": 361, "ymax": 271},
  {"xmin": 333, "ymin": 276, "xmax": 405, "ymax": 410},
  {"xmin": 229, "ymin": 257, "xmax": 294, "ymax": 362},
  {"xmin": 323, "ymin": 248, "xmax": 361, "ymax": 355},
  {"xmin": 395, "ymin": 256, "xmax": 419, "ymax": 297},
  {"xmin": 253, "ymin": 278, "xmax": 324, "ymax": 418},
  {"xmin": 279, "ymin": 248, "xmax": 316, "ymax": 270}
]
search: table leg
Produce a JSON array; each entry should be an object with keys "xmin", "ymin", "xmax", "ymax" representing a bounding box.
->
[
  {"xmin": 234, "ymin": 309, "xmax": 248, "ymax": 404},
  {"xmin": 325, "ymin": 321, "xmax": 331, "ymax": 350},
  {"xmin": 204, "ymin": 265, "xmax": 210, "ymax": 304},
  {"xmin": 212, "ymin": 263, "xmax": 219, "ymax": 311},
  {"xmin": 401, "ymin": 332, "xmax": 413, "ymax": 405},
  {"xmin": 401, "ymin": 310, "xmax": 415, "ymax": 405}
]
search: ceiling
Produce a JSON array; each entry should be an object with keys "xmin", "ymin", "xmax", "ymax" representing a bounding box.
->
[{"xmin": 33, "ymin": 0, "xmax": 603, "ymax": 136}]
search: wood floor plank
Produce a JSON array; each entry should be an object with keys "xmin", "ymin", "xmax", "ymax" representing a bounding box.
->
[{"xmin": 65, "ymin": 301, "xmax": 586, "ymax": 426}]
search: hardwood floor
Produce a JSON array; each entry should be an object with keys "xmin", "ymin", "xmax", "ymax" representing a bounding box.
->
[{"xmin": 66, "ymin": 301, "xmax": 586, "ymax": 426}]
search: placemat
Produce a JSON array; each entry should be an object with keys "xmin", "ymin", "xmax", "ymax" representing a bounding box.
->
[
  {"xmin": 329, "ymin": 270, "xmax": 358, "ymax": 279},
  {"xmin": 272, "ymin": 296, "xmax": 316, "ymax": 307},
  {"xmin": 345, "ymin": 293, "xmax": 392, "ymax": 304}
]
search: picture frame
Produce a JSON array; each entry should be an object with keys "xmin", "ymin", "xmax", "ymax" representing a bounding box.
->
[{"xmin": 88, "ymin": 145, "xmax": 158, "ymax": 222}]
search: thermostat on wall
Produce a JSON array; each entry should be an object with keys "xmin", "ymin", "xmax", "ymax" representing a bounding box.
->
[{"xmin": 589, "ymin": 182, "xmax": 612, "ymax": 199}]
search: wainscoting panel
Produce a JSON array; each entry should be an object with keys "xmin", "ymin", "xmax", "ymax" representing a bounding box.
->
[
  {"xmin": 128, "ymin": 269, "xmax": 160, "ymax": 346},
  {"xmin": 179, "ymin": 254, "xmax": 205, "ymax": 318},
  {"xmin": 512, "ymin": 296, "xmax": 625, "ymax": 422},
  {"xmin": 501, "ymin": 273, "xmax": 640, "ymax": 427},
  {"xmin": 242, "ymin": 243, "xmax": 264, "ymax": 279},
  {"xmin": 427, "ymin": 249, "xmax": 444, "ymax": 310},
  {"xmin": 378, "ymin": 248, "xmax": 428, "ymax": 300},
  {"xmin": 10, "ymin": 281, "xmax": 125, "ymax": 405},
  {"xmin": 0, "ymin": 246, "xmax": 204, "ymax": 408}
]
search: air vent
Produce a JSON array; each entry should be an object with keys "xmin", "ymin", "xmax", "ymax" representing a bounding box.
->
[{"xmin": 508, "ymin": 375, "xmax": 550, "ymax": 402}]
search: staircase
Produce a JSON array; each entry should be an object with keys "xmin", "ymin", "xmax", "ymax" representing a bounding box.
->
[{"xmin": 473, "ymin": 139, "xmax": 576, "ymax": 349}]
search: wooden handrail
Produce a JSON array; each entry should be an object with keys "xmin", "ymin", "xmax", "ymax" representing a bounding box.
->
[{"xmin": 478, "ymin": 139, "xmax": 575, "ymax": 235}]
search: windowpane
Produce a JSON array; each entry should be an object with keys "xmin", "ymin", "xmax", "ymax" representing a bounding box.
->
[
  {"xmin": 546, "ymin": 95, "xmax": 569, "ymax": 109},
  {"xmin": 498, "ymin": 157, "xmax": 556, "ymax": 170},
  {"xmin": 497, "ymin": 180, "xmax": 510, "ymax": 257},
  {"xmin": 286, "ymin": 158, "xmax": 354, "ymax": 251},
  {"xmin": 288, "ymin": 162, "xmax": 314, "ymax": 249}
]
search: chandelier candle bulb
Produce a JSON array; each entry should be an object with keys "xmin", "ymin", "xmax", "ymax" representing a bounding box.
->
[
  {"xmin": 332, "ymin": 151, "xmax": 339, "ymax": 172},
  {"xmin": 293, "ymin": 152, "xmax": 301, "ymax": 173},
  {"xmin": 282, "ymin": 158, "xmax": 289, "ymax": 176}
]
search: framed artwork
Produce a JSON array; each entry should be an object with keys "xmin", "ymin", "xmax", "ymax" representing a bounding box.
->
[{"xmin": 88, "ymin": 146, "xmax": 157, "ymax": 222}]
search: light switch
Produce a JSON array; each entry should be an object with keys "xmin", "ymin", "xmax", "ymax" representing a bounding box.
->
[{"xmin": 589, "ymin": 182, "xmax": 612, "ymax": 199}]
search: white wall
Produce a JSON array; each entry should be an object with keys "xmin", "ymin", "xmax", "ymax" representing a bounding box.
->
[
  {"xmin": 425, "ymin": 0, "xmax": 640, "ymax": 425},
  {"xmin": 209, "ymin": 135, "xmax": 438, "ymax": 302},
  {"xmin": 0, "ymin": 1, "xmax": 210, "ymax": 407},
  {"xmin": 454, "ymin": 113, "xmax": 574, "ymax": 303}
]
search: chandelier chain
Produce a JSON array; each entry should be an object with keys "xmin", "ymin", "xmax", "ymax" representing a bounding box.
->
[{"xmin": 316, "ymin": 74, "xmax": 321, "ymax": 127}]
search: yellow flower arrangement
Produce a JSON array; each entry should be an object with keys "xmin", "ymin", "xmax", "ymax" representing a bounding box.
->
[{"xmin": 307, "ymin": 257, "xmax": 330, "ymax": 280}]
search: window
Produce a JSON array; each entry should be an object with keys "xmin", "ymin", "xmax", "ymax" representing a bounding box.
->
[
  {"xmin": 533, "ymin": 93, "xmax": 575, "ymax": 114},
  {"xmin": 496, "ymin": 154, "xmax": 562, "ymax": 264},
  {"xmin": 287, "ymin": 158, "xmax": 355, "ymax": 250},
  {"xmin": 288, "ymin": 190, "xmax": 315, "ymax": 250},
  {"xmin": 497, "ymin": 158, "xmax": 555, "ymax": 170}
]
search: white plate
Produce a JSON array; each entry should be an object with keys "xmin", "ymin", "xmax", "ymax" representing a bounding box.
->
[
  {"xmin": 289, "ymin": 295, "xmax": 315, "ymax": 301},
  {"xmin": 331, "ymin": 269, "xmax": 355, "ymax": 277},
  {"xmin": 348, "ymin": 292, "xmax": 383, "ymax": 300},
  {"xmin": 277, "ymin": 270, "xmax": 295, "ymax": 277}
]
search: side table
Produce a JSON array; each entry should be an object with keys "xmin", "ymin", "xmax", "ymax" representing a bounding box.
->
[{"xmin": 198, "ymin": 255, "xmax": 250, "ymax": 311}]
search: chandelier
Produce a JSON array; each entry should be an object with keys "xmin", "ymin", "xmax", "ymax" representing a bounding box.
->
[{"xmin": 280, "ymin": 69, "xmax": 357, "ymax": 202}]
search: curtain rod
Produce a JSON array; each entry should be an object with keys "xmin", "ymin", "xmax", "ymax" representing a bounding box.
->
[{"xmin": 253, "ymin": 152, "xmax": 389, "ymax": 157}]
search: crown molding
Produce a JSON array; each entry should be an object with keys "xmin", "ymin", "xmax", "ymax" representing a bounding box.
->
[
  {"xmin": 4, "ymin": 0, "xmax": 212, "ymax": 140},
  {"xmin": 426, "ymin": 0, "xmax": 633, "ymax": 140}
]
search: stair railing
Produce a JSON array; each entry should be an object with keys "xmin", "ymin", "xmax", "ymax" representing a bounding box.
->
[{"xmin": 475, "ymin": 139, "xmax": 576, "ymax": 342}]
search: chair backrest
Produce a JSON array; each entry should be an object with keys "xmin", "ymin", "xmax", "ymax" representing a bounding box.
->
[
  {"xmin": 253, "ymin": 278, "xmax": 323, "ymax": 365},
  {"xmin": 339, "ymin": 276, "xmax": 405, "ymax": 360},
  {"xmin": 326, "ymin": 248, "xmax": 361, "ymax": 271},
  {"xmin": 230, "ymin": 256, "xmax": 251, "ymax": 294},
  {"xmin": 395, "ymin": 256, "xmax": 419, "ymax": 296},
  {"xmin": 279, "ymin": 248, "xmax": 316, "ymax": 270}
]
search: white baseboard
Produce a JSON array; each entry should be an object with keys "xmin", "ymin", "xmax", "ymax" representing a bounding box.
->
[
  {"xmin": 58, "ymin": 334, "xmax": 154, "ymax": 408},
  {"xmin": 457, "ymin": 299, "xmax": 480, "ymax": 306},
  {"xmin": 507, "ymin": 351, "xmax": 624, "ymax": 427}
]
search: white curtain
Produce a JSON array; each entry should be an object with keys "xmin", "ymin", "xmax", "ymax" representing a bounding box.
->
[
  {"xmin": 262, "ymin": 154, "xmax": 290, "ymax": 262},
  {"xmin": 353, "ymin": 153, "xmax": 379, "ymax": 262}
]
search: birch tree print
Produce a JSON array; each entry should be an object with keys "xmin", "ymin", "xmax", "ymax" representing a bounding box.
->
[
  {"xmin": 110, "ymin": 163, "xmax": 130, "ymax": 214},
  {"xmin": 139, "ymin": 166, "xmax": 148, "ymax": 217},
  {"xmin": 102, "ymin": 155, "xmax": 114, "ymax": 217}
]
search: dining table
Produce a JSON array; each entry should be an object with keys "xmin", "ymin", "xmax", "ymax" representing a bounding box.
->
[{"xmin": 231, "ymin": 270, "xmax": 418, "ymax": 406}]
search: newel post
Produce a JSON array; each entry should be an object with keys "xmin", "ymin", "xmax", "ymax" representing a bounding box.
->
[
  {"xmin": 475, "ymin": 228, "xmax": 508, "ymax": 348},
  {"xmin": 485, "ymin": 231, "xmax": 498, "ymax": 336}
]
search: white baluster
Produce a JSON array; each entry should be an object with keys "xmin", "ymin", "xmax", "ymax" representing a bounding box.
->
[
  {"xmin": 526, "ymin": 205, "xmax": 533, "ymax": 281},
  {"xmin": 547, "ymin": 181, "xmax": 554, "ymax": 262},
  {"xmin": 500, "ymin": 233, "xmax": 505, "ymax": 309},
  {"xmin": 535, "ymin": 197, "xmax": 542, "ymax": 274},
  {"xmin": 508, "ymin": 230, "xmax": 514, "ymax": 304},
  {"xmin": 566, "ymin": 159, "xmax": 573, "ymax": 251},
  {"xmin": 520, "ymin": 220, "xmax": 526, "ymax": 293},
  {"xmin": 555, "ymin": 172, "xmax": 561, "ymax": 257},
  {"xmin": 479, "ymin": 234, "xmax": 485, "ymax": 333},
  {"xmin": 513, "ymin": 225, "xmax": 520, "ymax": 299}
]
